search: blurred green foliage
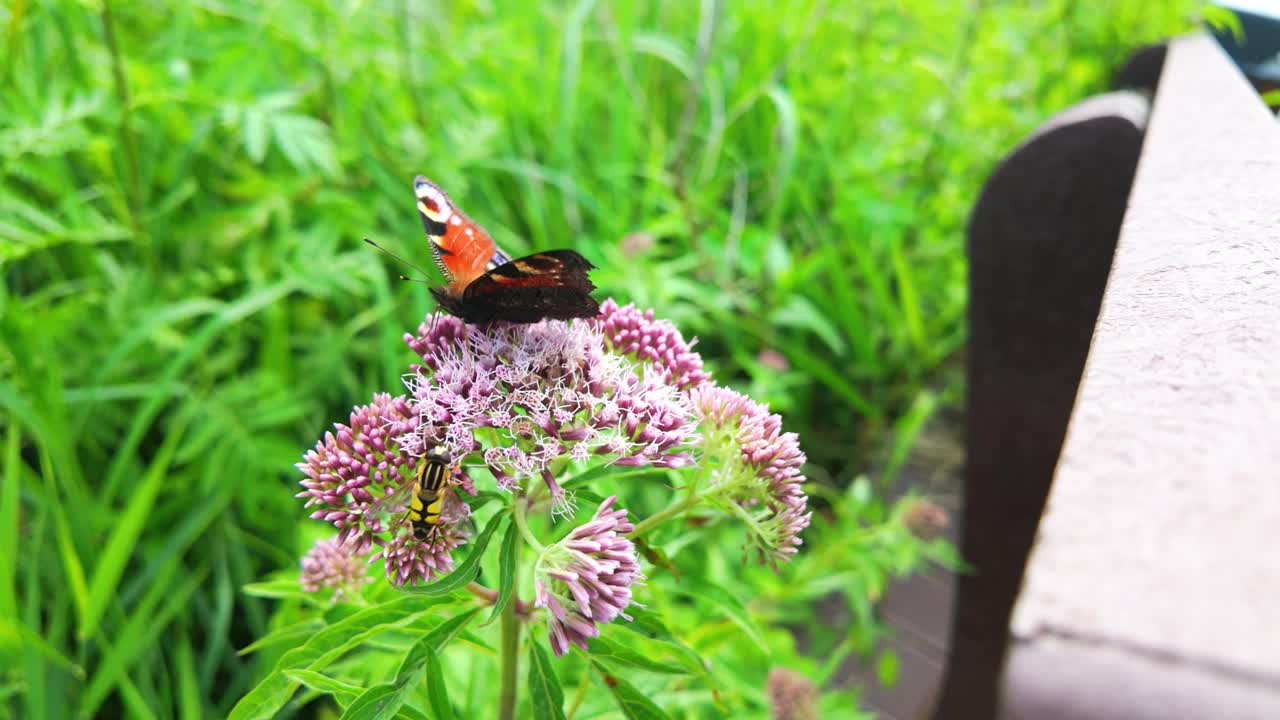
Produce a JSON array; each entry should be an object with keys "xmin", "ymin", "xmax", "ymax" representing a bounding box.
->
[{"xmin": 1, "ymin": 0, "xmax": 1204, "ymax": 717}]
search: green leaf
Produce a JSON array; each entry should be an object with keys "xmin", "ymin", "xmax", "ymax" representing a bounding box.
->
[
  {"xmin": 424, "ymin": 650, "xmax": 456, "ymax": 720},
  {"xmin": 467, "ymin": 491, "xmax": 507, "ymax": 512},
  {"xmin": 243, "ymin": 109, "xmax": 268, "ymax": 163},
  {"xmin": 671, "ymin": 585, "xmax": 769, "ymax": 654},
  {"xmin": 482, "ymin": 520, "xmax": 519, "ymax": 627},
  {"xmin": 343, "ymin": 609, "xmax": 479, "ymax": 720},
  {"xmin": 339, "ymin": 684, "xmax": 399, "ymax": 719},
  {"xmin": 228, "ymin": 595, "xmax": 456, "ymax": 720},
  {"xmin": 241, "ymin": 577, "xmax": 315, "ymax": 601},
  {"xmin": 0, "ymin": 426, "xmax": 21, "ymax": 619},
  {"xmin": 0, "ymin": 617, "xmax": 82, "ymax": 676},
  {"xmin": 80, "ymin": 565, "xmax": 208, "ymax": 716},
  {"xmin": 562, "ymin": 464, "xmax": 667, "ymax": 491},
  {"xmin": 527, "ymin": 640, "xmax": 567, "ymax": 720},
  {"xmin": 615, "ymin": 606, "xmax": 677, "ymax": 642},
  {"xmin": 285, "ymin": 670, "xmax": 363, "ymax": 706},
  {"xmin": 402, "ymin": 511, "xmax": 506, "ymax": 596},
  {"xmin": 614, "ymin": 610, "xmax": 715, "ymax": 691},
  {"xmin": 237, "ymin": 619, "xmax": 326, "ymax": 656},
  {"xmin": 592, "ymin": 660, "xmax": 672, "ymax": 720},
  {"xmin": 634, "ymin": 536, "xmax": 680, "ymax": 580},
  {"xmin": 772, "ymin": 295, "xmax": 847, "ymax": 356},
  {"xmin": 586, "ymin": 635, "xmax": 686, "ymax": 675},
  {"xmin": 79, "ymin": 414, "xmax": 189, "ymax": 640},
  {"xmin": 876, "ymin": 650, "xmax": 899, "ymax": 687},
  {"xmin": 394, "ymin": 609, "xmax": 479, "ymax": 683}
]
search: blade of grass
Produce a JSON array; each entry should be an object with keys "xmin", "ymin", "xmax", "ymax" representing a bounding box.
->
[
  {"xmin": 80, "ymin": 563, "xmax": 208, "ymax": 717},
  {"xmin": 39, "ymin": 442, "xmax": 90, "ymax": 639},
  {"xmin": 80, "ymin": 408, "xmax": 193, "ymax": 640},
  {"xmin": 102, "ymin": 282, "xmax": 295, "ymax": 504},
  {"xmin": 176, "ymin": 631, "xmax": 204, "ymax": 720},
  {"xmin": 0, "ymin": 423, "xmax": 20, "ymax": 618}
]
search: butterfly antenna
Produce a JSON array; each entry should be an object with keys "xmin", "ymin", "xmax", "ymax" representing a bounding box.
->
[{"xmin": 363, "ymin": 238, "xmax": 436, "ymax": 282}]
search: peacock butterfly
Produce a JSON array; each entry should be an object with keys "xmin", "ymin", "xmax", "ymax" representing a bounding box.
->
[{"xmin": 412, "ymin": 175, "xmax": 600, "ymax": 324}]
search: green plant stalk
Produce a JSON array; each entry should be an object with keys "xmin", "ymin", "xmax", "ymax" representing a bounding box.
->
[
  {"xmin": 565, "ymin": 664, "xmax": 592, "ymax": 720},
  {"xmin": 512, "ymin": 494, "xmax": 545, "ymax": 553},
  {"xmin": 496, "ymin": 559, "xmax": 521, "ymax": 720},
  {"xmin": 99, "ymin": 0, "xmax": 146, "ymax": 258},
  {"xmin": 630, "ymin": 492, "xmax": 703, "ymax": 538},
  {"xmin": 631, "ymin": 460, "xmax": 719, "ymax": 538}
]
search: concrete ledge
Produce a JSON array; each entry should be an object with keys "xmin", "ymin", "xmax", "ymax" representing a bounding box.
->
[
  {"xmin": 1003, "ymin": 635, "xmax": 1280, "ymax": 720},
  {"xmin": 1001, "ymin": 32, "xmax": 1280, "ymax": 718}
]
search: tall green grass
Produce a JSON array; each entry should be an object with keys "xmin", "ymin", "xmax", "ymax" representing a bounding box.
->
[{"xmin": 2, "ymin": 0, "xmax": 1203, "ymax": 716}]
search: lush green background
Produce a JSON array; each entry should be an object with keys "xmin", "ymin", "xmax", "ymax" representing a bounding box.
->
[{"xmin": 2, "ymin": 0, "xmax": 1206, "ymax": 717}]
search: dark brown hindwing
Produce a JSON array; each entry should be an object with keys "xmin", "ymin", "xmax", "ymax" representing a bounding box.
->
[
  {"xmin": 472, "ymin": 250, "xmax": 596, "ymax": 292},
  {"xmin": 435, "ymin": 249, "xmax": 600, "ymax": 324}
]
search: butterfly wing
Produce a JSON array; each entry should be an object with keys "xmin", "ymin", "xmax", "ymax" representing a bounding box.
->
[
  {"xmin": 454, "ymin": 250, "xmax": 600, "ymax": 324},
  {"xmin": 413, "ymin": 175, "xmax": 506, "ymax": 291}
]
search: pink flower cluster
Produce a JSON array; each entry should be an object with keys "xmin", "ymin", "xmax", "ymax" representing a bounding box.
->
[
  {"xmin": 592, "ymin": 298, "xmax": 711, "ymax": 390},
  {"xmin": 299, "ymin": 536, "xmax": 374, "ymax": 600},
  {"xmin": 294, "ymin": 393, "xmax": 468, "ymax": 584},
  {"xmin": 295, "ymin": 393, "xmax": 418, "ymax": 555},
  {"xmin": 294, "ymin": 296, "xmax": 812, "ymax": 643},
  {"xmin": 403, "ymin": 312, "xmax": 697, "ymax": 515},
  {"xmin": 690, "ymin": 385, "xmax": 812, "ymax": 564},
  {"xmin": 534, "ymin": 496, "xmax": 642, "ymax": 656}
]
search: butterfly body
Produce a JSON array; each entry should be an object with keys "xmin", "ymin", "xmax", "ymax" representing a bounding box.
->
[{"xmin": 413, "ymin": 175, "xmax": 600, "ymax": 324}]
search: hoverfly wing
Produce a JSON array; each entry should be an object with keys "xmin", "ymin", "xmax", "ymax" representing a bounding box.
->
[{"xmin": 365, "ymin": 478, "xmax": 417, "ymax": 531}]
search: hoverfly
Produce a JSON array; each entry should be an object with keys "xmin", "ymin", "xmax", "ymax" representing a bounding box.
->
[{"xmin": 369, "ymin": 445, "xmax": 459, "ymax": 542}]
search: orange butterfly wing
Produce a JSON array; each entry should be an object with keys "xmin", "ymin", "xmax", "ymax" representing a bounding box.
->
[
  {"xmin": 413, "ymin": 175, "xmax": 599, "ymax": 324},
  {"xmin": 414, "ymin": 175, "xmax": 503, "ymax": 294}
]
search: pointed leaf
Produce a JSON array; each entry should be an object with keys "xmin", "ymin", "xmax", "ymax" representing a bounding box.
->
[
  {"xmin": 228, "ymin": 595, "xmax": 455, "ymax": 720},
  {"xmin": 238, "ymin": 619, "xmax": 326, "ymax": 656},
  {"xmin": 586, "ymin": 635, "xmax": 686, "ymax": 675},
  {"xmin": 339, "ymin": 684, "xmax": 399, "ymax": 720},
  {"xmin": 527, "ymin": 641, "xmax": 566, "ymax": 720},
  {"xmin": 482, "ymin": 521, "xmax": 519, "ymax": 627},
  {"xmin": 285, "ymin": 670, "xmax": 363, "ymax": 706},
  {"xmin": 424, "ymin": 651, "xmax": 456, "ymax": 720},
  {"xmin": 403, "ymin": 512, "xmax": 505, "ymax": 596},
  {"xmin": 671, "ymin": 585, "xmax": 768, "ymax": 654},
  {"xmin": 592, "ymin": 660, "xmax": 671, "ymax": 720}
]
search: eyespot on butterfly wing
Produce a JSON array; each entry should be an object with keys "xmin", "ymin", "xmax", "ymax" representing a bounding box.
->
[{"xmin": 414, "ymin": 175, "xmax": 509, "ymax": 291}]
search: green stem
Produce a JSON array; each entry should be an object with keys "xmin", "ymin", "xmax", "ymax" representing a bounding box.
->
[
  {"xmin": 496, "ymin": 560, "xmax": 521, "ymax": 720},
  {"xmin": 512, "ymin": 494, "xmax": 545, "ymax": 553},
  {"xmin": 565, "ymin": 664, "xmax": 592, "ymax": 720},
  {"xmin": 467, "ymin": 581, "xmax": 534, "ymax": 619},
  {"xmin": 630, "ymin": 491, "xmax": 703, "ymax": 538},
  {"xmin": 99, "ymin": 0, "xmax": 145, "ymax": 258}
]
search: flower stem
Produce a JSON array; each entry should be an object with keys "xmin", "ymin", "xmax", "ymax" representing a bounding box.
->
[
  {"xmin": 467, "ymin": 581, "xmax": 534, "ymax": 619},
  {"xmin": 565, "ymin": 664, "xmax": 592, "ymax": 720},
  {"xmin": 630, "ymin": 491, "xmax": 703, "ymax": 538},
  {"xmin": 496, "ymin": 560, "xmax": 521, "ymax": 720},
  {"xmin": 512, "ymin": 494, "xmax": 545, "ymax": 552}
]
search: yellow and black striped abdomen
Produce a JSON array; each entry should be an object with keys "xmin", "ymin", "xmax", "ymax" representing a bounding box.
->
[
  {"xmin": 409, "ymin": 450, "xmax": 452, "ymax": 541},
  {"xmin": 418, "ymin": 456, "xmax": 448, "ymax": 493}
]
